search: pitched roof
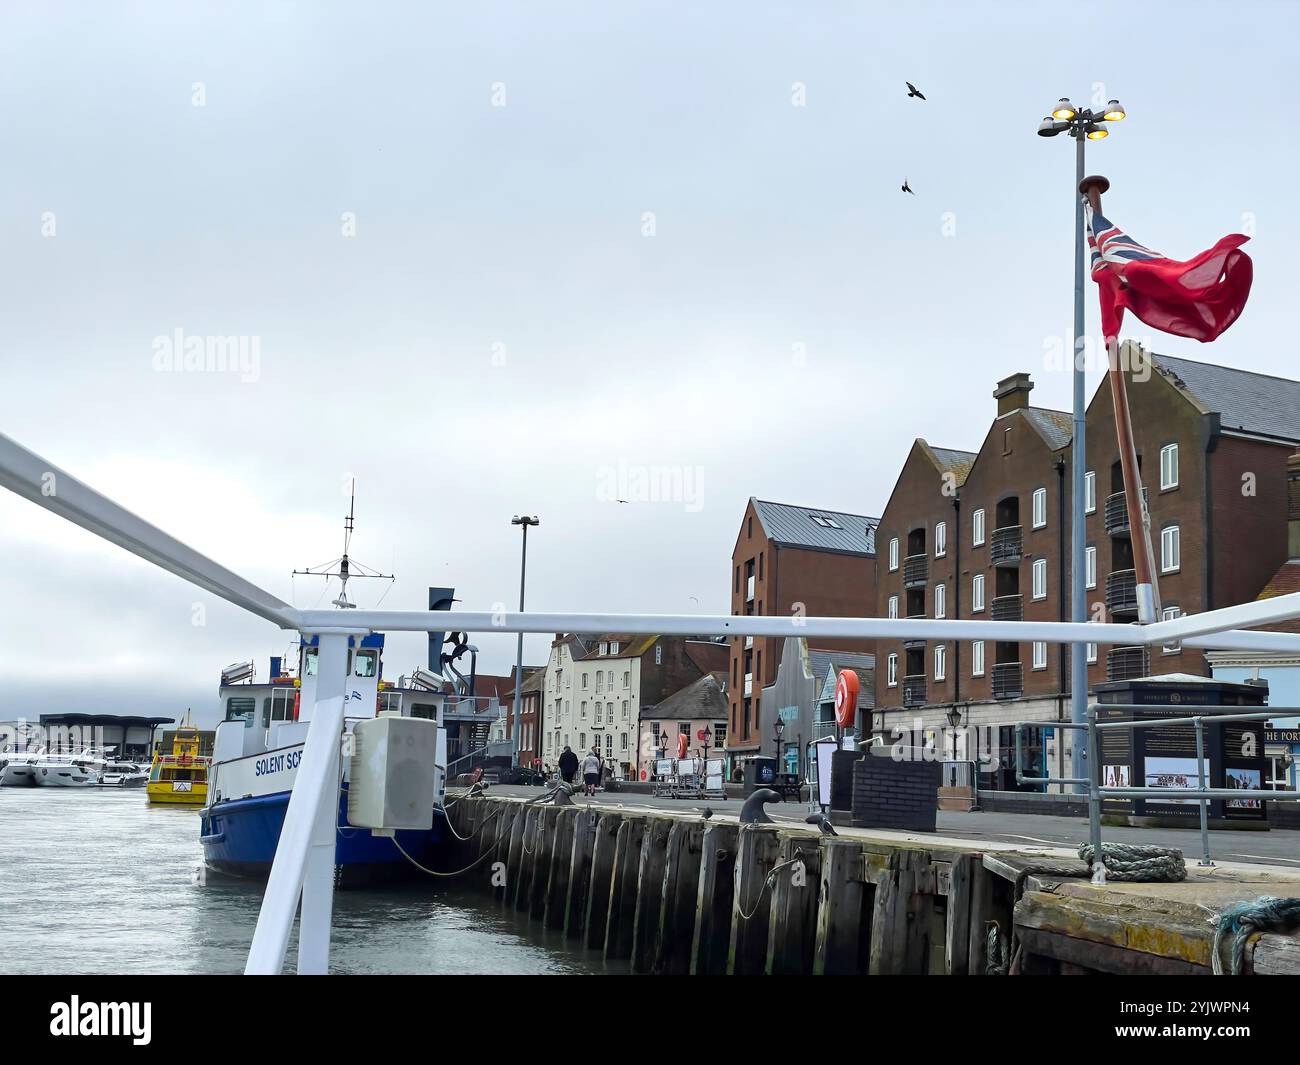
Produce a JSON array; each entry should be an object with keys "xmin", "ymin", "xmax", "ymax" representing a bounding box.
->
[
  {"xmin": 752, "ymin": 498, "xmax": 878, "ymax": 555},
  {"xmin": 521, "ymin": 668, "xmax": 547, "ymax": 694},
  {"xmin": 807, "ymin": 648, "xmax": 875, "ymax": 710},
  {"xmin": 1021, "ymin": 407, "xmax": 1073, "ymax": 451},
  {"xmin": 577, "ymin": 635, "xmax": 658, "ymax": 661},
  {"xmin": 640, "ymin": 673, "xmax": 727, "ymax": 721},
  {"xmin": 920, "ymin": 442, "xmax": 977, "ymax": 487},
  {"xmin": 1153, "ymin": 353, "xmax": 1300, "ymax": 444},
  {"xmin": 684, "ymin": 640, "xmax": 729, "ymax": 675}
]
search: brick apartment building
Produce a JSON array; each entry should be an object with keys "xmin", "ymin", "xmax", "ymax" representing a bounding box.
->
[
  {"xmin": 727, "ymin": 497, "xmax": 877, "ymax": 764},
  {"xmin": 873, "ymin": 345, "xmax": 1300, "ymax": 785}
]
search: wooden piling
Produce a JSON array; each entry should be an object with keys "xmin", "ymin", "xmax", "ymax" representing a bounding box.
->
[
  {"xmin": 654, "ymin": 820, "xmax": 704, "ymax": 975},
  {"xmin": 604, "ymin": 816, "xmax": 647, "ymax": 962},
  {"xmin": 766, "ymin": 833, "xmax": 821, "ymax": 975},
  {"xmin": 727, "ymin": 825, "xmax": 780, "ymax": 975},
  {"xmin": 690, "ymin": 822, "xmax": 738, "ymax": 976},
  {"xmin": 544, "ymin": 806, "xmax": 578, "ymax": 929},
  {"xmin": 563, "ymin": 808, "xmax": 600, "ymax": 940},
  {"xmin": 945, "ymin": 852, "xmax": 975, "ymax": 976},
  {"xmin": 584, "ymin": 811, "xmax": 624, "ymax": 951},
  {"xmin": 504, "ymin": 802, "xmax": 528, "ymax": 902},
  {"xmin": 967, "ymin": 855, "xmax": 994, "ymax": 975},
  {"xmin": 631, "ymin": 817, "xmax": 672, "ymax": 973},
  {"xmin": 812, "ymin": 838, "xmax": 866, "ymax": 976},
  {"xmin": 868, "ymin": 848, "xmax": 934, "ymax": 975},
  {"xmin": 529, "ymin": 805, "xmax": 560, "ymax": 921},
  {"xmin": 513, "ymin": 804, "xmax": 542, "ymax": 911}
]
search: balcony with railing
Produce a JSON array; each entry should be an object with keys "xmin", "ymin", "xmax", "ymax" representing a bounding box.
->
[
  {"xmin": 990, "ymin": 525, "xmax": 1022, "ymax": 567},
  {"xmin": 991, "ymin": 662, "xmax": 1023, "ymax": 700},
  {"xmin": 1104, "ymin": 488, "xmax": 1149, "ymax": 537},
  {"xmin": 991, "ymin": 594, "xmax": 1023, "ymax": 622},
  {"xmin": 902, "ymin": 674, "xmax": 928, "ymax": 707},
  {"xmin": 903, "ymin": 612, "xmax": 927, "ymax": 649},
  {"xmin": 1105, "ymin": 568, "xmax": 1138, "ymax": 619},
  {"xmin": 1107, "ymin": 645, "xmax": 1150, "ymax": 682},
  {"xmin": 903, "ymin": 554, "xmax": 928, "ymax": 588}
]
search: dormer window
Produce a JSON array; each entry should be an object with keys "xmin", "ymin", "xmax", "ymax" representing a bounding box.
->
[
  {"xmin": 609, "ymin": 641, "xmax": 619, "ymax": 655},
  {"xmin": 600, "ymin": 641, "xmax": 608, "ymax": 656}
]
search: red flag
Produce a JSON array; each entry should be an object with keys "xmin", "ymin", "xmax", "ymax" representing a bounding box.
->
[{"xmin": 1087, "ymin": 206, "xmax": 1252, "ymax": 343}]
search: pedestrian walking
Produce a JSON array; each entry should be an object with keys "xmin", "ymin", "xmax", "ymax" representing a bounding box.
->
[
  {"xmin": 581, "ymin": 748, "xmax": 602, "ymax": 797},
  {"xmin": 558, "ymin": 745, "xmax": 579, "ymax": 786}
]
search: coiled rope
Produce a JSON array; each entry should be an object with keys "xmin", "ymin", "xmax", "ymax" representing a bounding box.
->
[
  {"xmin": 1210, "ymin": 896, "xmax": 1300, "ymax": 975},
  {"xmin": 1078, "ymin": 842, "xmax": 1186, "ymax": 882}
]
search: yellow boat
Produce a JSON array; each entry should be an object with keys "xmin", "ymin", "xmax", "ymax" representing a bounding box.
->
[{"xmin": 147, "ymin": 715, "xmax": 210, "ymax": 805}]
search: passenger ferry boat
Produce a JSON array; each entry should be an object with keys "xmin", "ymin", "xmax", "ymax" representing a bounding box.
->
[
  {"xmin": 199, "ymin": 495, "xmax": 484, "ymax": 887},
  {"xmin": 147, "ymin": 716, "xmax": 210, "ymax": 804}
]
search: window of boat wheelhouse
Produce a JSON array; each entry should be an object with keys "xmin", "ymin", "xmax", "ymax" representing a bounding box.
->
[
  {"xmin": 354, "ymin": 650, "xmax": 378, "ymax": 678},
  {"xmin": 303, "ymin": 647, "xmax": 318, "ymax": 676},
  {"xmin": 225, "ymin": 696, "xmax": 257, "ymax": 727},
  {"xmin": 411, "ymin": 703, "xmax": 437, "ymax": 721},
  {"xmin": 262, "ymin": 688, "xmax": 296, "ymax": 728},
  {"xmin": 379, "ymin": 691, "xmax": 402, "ymax": 714}
]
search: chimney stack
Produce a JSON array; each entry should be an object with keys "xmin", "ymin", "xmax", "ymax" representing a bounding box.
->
[{"xmin": 994, "ymin": 372, "xmax": 1035, "ymax": 416}]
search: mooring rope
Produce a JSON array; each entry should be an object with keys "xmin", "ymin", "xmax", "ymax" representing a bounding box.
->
[
  {"xmin": 1078, "ymin": 842, "xmax": 1186, "ymax": 882},
  {"xmin": 985, "ymin": 922, "xmax": 1008, "ymax": 975},
  {"xmin": 735, "ymin": 851, "xmax": 805, "ymax": 922},
  {"xmin": 1209, "ymin": 896, "xmax": 1300, "ymax": 975},
  {"xmin": 390, "ymin": 807, "xmax": 509, "ymax": 879}
]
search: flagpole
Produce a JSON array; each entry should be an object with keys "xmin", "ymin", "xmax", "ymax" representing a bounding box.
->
[
  {"xmin": 1070, "ymin": 130, "xmax": 1089, "ymax": 795},
  {"xmin": 1082, "ymin": 178, "xmax": 1162, "ymax": 625}
]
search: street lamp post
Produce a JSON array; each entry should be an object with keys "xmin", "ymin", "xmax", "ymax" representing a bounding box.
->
[
  {"xmin": 773, "ymin": 717, "xmax": 786, "ymax": 773},
  {"xmin": 1037, "ymin": 94, "xmax": 1125, "ymax": 792},
  {"xmin": 510, "ymin": 515, "xmax": 540, "ymax": 767}
]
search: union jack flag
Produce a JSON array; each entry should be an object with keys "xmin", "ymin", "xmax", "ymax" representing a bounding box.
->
[{"xmin": 1086, "ymin": 204, "xmax": 1252, "ymax": 344}]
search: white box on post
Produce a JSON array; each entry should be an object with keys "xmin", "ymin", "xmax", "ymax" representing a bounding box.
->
[{"xmin": 347, "ymin": 715, "xmax": 438, "ymax": 833}]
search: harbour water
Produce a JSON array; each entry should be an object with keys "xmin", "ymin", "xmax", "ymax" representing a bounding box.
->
[{"xmin": 0, "ymin": 788, "xmax": 624, "ymax": 975}]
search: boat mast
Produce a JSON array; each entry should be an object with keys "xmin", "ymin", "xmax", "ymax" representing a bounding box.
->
[{"xmin": 292, "ymin": 479, "xmax": 394, "ymax": 610}]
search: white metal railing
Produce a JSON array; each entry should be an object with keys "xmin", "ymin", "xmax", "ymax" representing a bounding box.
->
[{"xmin": 5, "ymin": 428, "xmax": 1300, "ymax": 975}]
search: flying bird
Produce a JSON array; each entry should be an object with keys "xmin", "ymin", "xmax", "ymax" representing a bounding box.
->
[
  {"xmin": 906, "ymin": 81, "xmax": 925, "ymax": 100},
  {"xmin": 901, "ymin": 178, "xmax": 915, "ymax": 195}
]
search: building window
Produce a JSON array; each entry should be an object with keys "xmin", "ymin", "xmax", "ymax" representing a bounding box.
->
[
  {"xmin": 889, "ymin": 537, "xmax": 899, "ymax": 571},
  {"xmin": 1161, "ymin": 525, "xmax": 1181, "ymax": 573},
  {"xmin": 972, "ymin": 508, "xmax": 986, "ymax": 546},
  {"xmin": 582, "ymin": 673, "xmax": 589, "ymax": 689},
  {"xmin": 595, "ymin": 704, "xmax": 603, "ymax": 725},
  {"xmin": 934, "ymin": 644, "xmax": 947, "ymax": 682},
  {"xmin": 1032, "ymin": 487, "xmax": 1047, "ymax": 529},
  {"xmin": 1032, "ymin": 641, "xmax": 1047, "ymax": 670},
  {"xmin": 622, "ymin": 700, "xmax": 629, "ymax": 719},
  {"xmin": 623, "ymin": 671, "xmax": 629, "ymax": 688},
  {"xmin": 655, "ymin": 644, "xmax": 663, "ymax": 665},
  {"xmin": 579, "ymin": 733, "xmax": 586, "ymax": 748},
  {"xmin": 1162, "ymin": 605, "xmax": 1182, "ymax": 654},
  {"xmin": 1032, "ymin": 557, "xmax": 1047, "ymax": 600},
  {"xmin": 599, "ymin": 641, "xmax": 608, "ymax": 656},
  {"xmin": 580, "ymin": 701, "xmax": 587, "ymax": 720},
  {"xmin": 596, "ymin": 670, "xmax": 604, "ymax": 692},
  {"xmin": 610, "ymin": 641, "xmax": 619, "ymax": 655},
  {"xmin": 934, "ymin": 582, "xmax": 946, "ymax": 619},
  {"xmin": 887, "ymin": 654, "xmax": 898, "ymax": 687},
  {"xmin": 972, "ymin": 573, "xmax": 985, "ymax": 613},
  {"xmin": 972, "ymin": 640, "xmax": 985, "ymax": 677},
  {"xmin": 1087, "ymin": 640, "xmax": 1097, "ymax": 664},
  {"xmin": 1160, "ymin": 443, "xmax": 1179, "ymax": 490},
  {"xmin": 935, "ymin": 521, "xmax": 947, "ymax": 558},
  {"xmin": 1085, "ymin": 471, "xmax": 1096, "ymax": 514},
  {"xmin": 1085, "ymin": 545, "xmax": 1097, "ymax": 590},
  {"xmin": 621, "ymin": 734, "xmax": 629, "ymax": 751},
  {"xmin": 888, "ymin": 595, "xmax": 899, "ymax": 619}
]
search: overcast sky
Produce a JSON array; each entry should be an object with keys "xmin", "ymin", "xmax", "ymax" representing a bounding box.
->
[{"xmin": 2, "ymin": 1, "xmax": 1297, "ymax": 728}]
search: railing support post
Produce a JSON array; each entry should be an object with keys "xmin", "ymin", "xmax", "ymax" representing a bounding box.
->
[
  {"xmin": 245, "ymin": 629, "xmax": 352, "ymax": 975},
  {"xmin": 1193, "ymin": 717, "xmax": 1214, "ymax": 868}
]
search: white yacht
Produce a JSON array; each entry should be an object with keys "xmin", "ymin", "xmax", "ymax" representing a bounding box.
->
[
  {"xmin": 31, "ymin": 750, "xmax": 103, "ymax": 788},
  {"xmin": 0, "ymin": 753, "xmax": 40, "ymax": 788}
]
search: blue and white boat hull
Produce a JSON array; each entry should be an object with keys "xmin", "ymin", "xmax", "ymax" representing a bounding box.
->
[{"xmin": 200, "ymin": 784, "xmax": 446, "ymax": 888}]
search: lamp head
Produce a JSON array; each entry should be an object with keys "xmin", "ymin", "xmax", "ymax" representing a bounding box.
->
[
  {"xmin": 1085, "ymin": 121, "xmax": 1109, "ymax": 140},
  {"xmin": 1051, "ymin": 98, "xmax": 1077, "ymax": 120},
  {"xmin": 1102, "ymin": 99, "xmax": 1126, "ymax": 121},
  {"xmin": 1037, "ymin": 117, "xmax": 1069, "ymax": 137}
]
